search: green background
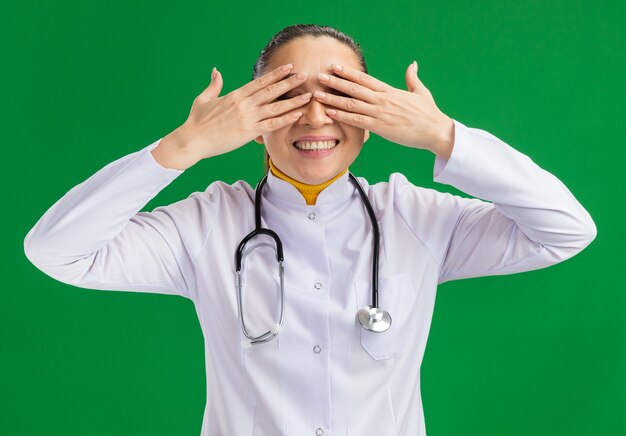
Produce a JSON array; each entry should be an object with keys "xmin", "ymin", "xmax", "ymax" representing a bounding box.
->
[{"xmin": 3, "ymin": 0, "xmax": 623, "ymax": 435}]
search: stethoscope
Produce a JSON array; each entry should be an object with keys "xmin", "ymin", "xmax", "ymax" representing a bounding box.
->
[{"xmin": 235, "ymin": 172, "xmax": 392, "ymax": 349}]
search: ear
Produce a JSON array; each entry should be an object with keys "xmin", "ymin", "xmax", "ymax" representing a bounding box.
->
[{"xmin": 254, "ymin": 135, "xmax": 264, "ymax": 145}]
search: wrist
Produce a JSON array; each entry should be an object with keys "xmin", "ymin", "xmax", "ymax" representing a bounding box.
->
[
  {"xmin": 429, "ymin": 116, "xmax": 455, "ymax": 161},
  {"xmin": 151, "ymin": 127, "xmax": 203, "ymax": 171}
]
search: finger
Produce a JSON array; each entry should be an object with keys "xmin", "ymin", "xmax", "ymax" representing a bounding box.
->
[
  {"xmin": 409, "ymin": 60, "xmax": 426, "ymax": 91},
  {"xmin": 238, "ymin": 63, "xmax": 294, "ymax": 98},
  {"xmin": 259, "ymin": 91, "xmax": 313, "ymax": 120},
  {"xmin": 200, "ymin": 67, "xmax": 223, "ymax": 99},
  {"xmin": 255, "ymin": 109, "xmax": 304, "ymax": 133},
  {"xmin": 323, "ymin": 107, "xmax": 376, "ymax": 131},
  {"xmin": 312, "ymin": 90, "xmax": 377, "ymax": 118},
  {"xmin": 251, "ymin": 71, "xmax": 309, "ymax": 106},
  {"xmin": 317, "ymin": 69, "xmax": 380, "ymax": 105},
  {"xmin": 330, "ymin": 63, "xmax": 389, "ymax": 92}
]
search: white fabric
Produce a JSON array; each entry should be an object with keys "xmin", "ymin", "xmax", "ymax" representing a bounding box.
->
[{"xmin": 24, "ymin": 119, "xmax": 597, "ymax": 435}]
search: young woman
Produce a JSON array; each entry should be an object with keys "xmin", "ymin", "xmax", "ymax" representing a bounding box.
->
[{"xmin": 24, "ymin": 24, "xmax": 596, "ymax": 436}]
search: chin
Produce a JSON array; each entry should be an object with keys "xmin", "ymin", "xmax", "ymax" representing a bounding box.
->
[{"xmin": 307, "ymin": 170, "xmax": 340, "ymax": 185}]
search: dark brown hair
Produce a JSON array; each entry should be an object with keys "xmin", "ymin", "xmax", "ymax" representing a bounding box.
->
[{"xmin": 251, "ymin": 24, "xmax": 368, "ymax": 173}]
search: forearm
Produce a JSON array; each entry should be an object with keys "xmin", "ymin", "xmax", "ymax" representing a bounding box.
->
[
  {"xmin": 24, "ymin": 140, "xmax": 183, "ymax": 269},
  {"xmin": 434, "ymin": 119, "xmax": 596, "ymax": 250}
]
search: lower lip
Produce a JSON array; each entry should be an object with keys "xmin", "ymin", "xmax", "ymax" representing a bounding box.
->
[{"xmin": 292, "ymin": 141, "xmax": 339, "ymax": 157}]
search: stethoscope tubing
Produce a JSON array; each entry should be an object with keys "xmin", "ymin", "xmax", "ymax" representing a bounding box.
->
[
  {"xmin": 235, "ymin": 174, "xmax": 285, "ymax": 345},
  {"xmin": 234, "ymin": 171, "xmax": 385, "ymax": 346},
  {"xmin": 348, "ymin": 172, "xmax": 380, "ymax": 308}
]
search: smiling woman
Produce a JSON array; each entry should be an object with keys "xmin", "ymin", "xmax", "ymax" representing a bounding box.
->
[
  {"xmin": 23, "ymin": 22, "xmax": 597, "ymax": 436},
  {"xmin": 251, "ymin": 30, "xmax": 371, "ymax": 185}
]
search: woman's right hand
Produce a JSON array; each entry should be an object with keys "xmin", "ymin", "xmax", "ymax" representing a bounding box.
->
[{"xmin": 173, "ymin": 63, "xmax": 312, "ymax": 161}]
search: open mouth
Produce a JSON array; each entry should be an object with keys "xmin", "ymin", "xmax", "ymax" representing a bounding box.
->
[{"xmin": 292, "ymin": 139, "xmax": 340, "ymax": 151}]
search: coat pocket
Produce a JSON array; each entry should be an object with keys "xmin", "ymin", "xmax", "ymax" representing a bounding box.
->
[{"xmin": 354, "ymin": 273, "xmax": 419, "ymax": 360}]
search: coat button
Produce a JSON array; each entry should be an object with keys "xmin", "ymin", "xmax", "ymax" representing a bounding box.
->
[
  {"xmin": 314, "ymin": 282, "xmax": 322, "ymax": 290},
  {"xmin": 315, "ymin": 428, "xmax": 324, "ymax": 435},
  {"xmin": 308, "ymin": 212, "xmax": 316, "ymax": 220},
  {"xmin": 313, "ymin": 345, "xmax": 322, "ymax": 354}
]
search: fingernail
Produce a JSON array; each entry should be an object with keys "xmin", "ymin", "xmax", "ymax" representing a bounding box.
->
[
  {"xmin": 331, "ymin": 64, "xmax": 343, "ymax": 72},
  {"xmin": 412, "ymin": 60, "xmax": 417, "ymax": 72},
  {"xmin": 296, "ymin": 71, "xmax": 308, "ymax": 80},
  {"xmin": 281, "ymin": 64, "xmax": 293, "ymax": 72},
  {"xmin": 211, "ymin": 67, "xmax": 216, "ymax": 80},
  {"xmin": 318, "ymin": 72, "xmax": 330, "ymax": 81}
]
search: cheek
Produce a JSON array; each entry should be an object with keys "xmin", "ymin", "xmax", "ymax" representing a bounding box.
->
[
  {"xmin": 341, "ymin": 141, "xmax": 363, "ymax": 162},
  {"xmin": 351, "ymin": 143, "xmax": 364, "ymax": 157},
  {"xmin": 345, "ymin": 129, "xmax": 366, "ymax": 149},
  {"xmin": 263, "ymin": 134, "xmax": 285, "ymax": 150},
  {"xmin": 269, "ymin": 129, "xmax": 292, "ymax": 146}
]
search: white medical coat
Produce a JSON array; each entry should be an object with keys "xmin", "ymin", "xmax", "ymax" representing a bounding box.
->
[{"xmin": 24, "ymin": 119, "xmax": 597, "ymax": 435}]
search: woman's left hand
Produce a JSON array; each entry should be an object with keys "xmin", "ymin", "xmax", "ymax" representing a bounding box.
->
[{"xmin": 315, "ymin": 61, "xmax": 454, "ymax": 155}]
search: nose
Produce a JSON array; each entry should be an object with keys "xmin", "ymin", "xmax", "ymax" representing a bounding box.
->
[{"xmin": 296, "ymin": 95, "xmax": 334, "ymax": 129}]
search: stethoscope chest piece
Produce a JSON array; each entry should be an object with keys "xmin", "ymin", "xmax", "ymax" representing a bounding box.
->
[{"xmin": 357, "ymin": 305, "xmax": 392, "ymax": 332}]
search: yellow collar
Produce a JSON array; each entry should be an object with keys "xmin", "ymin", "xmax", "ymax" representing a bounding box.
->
[{"xmin": 268, "ymin": 158, "xmax": 348, "ymax": 205}]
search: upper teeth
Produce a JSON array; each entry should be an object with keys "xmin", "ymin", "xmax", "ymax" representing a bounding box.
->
[{"xmin": 294, "ymin": 140, "xmax": 338, "ymax": 150}]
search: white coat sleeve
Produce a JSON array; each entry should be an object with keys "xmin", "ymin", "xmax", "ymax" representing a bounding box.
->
[
  {"xmin": 398, "ymin": 119, "xmax": 597, "ymax": 285},
  {"xmin": 23, "ymin": 139, "xmax": 208, "ymax": 301}
]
